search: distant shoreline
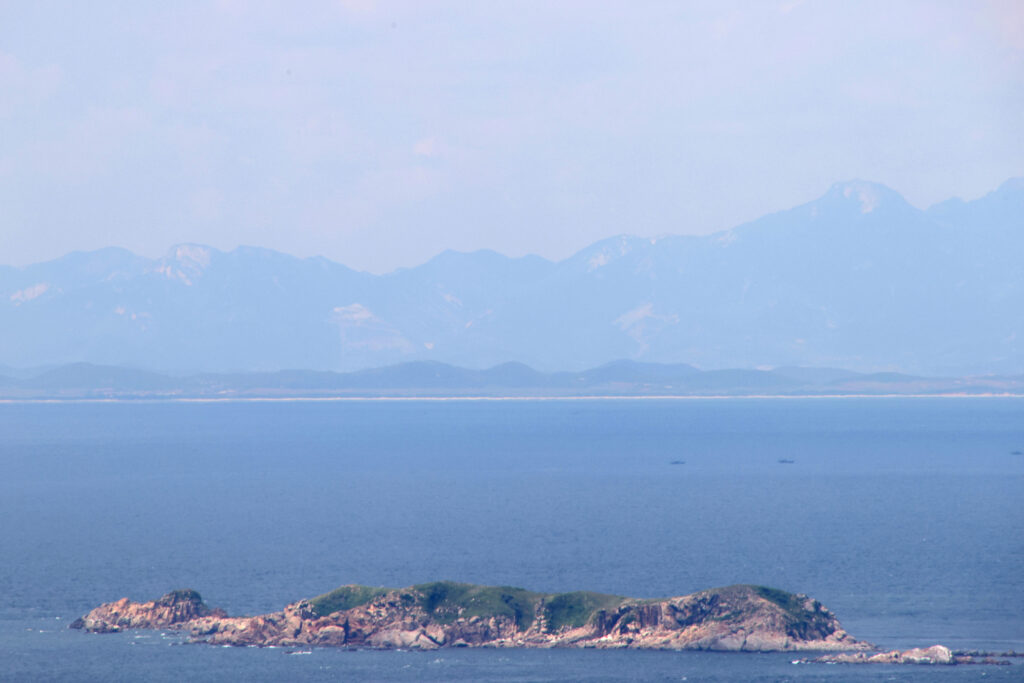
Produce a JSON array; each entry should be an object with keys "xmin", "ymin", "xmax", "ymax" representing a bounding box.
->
[
  {"xmin": 3, "ymin": 392, "xmax": 1024, "ymax": 405},
  {"xmin": 6, "ymin": 360, "xmax": 1023, "ymax": 403}
]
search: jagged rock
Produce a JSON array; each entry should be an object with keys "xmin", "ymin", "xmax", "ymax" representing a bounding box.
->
[
  {"xmin": 812, "ymin": 644, "xmax": 956, "ymax": 665},
  {"xmin": 71, "ymin": 582, "xmax": 871, "ymax": 652},
  {"xmin": 69, "ymin": 589, "xmax": 225, "ymax": 633}
]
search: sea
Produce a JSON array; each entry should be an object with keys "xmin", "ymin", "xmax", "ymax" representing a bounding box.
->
[{"xmin": 0, "ymin": 397, "xmax": 1021, "ymax": 682}]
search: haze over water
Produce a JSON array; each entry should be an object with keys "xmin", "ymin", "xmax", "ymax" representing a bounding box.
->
[{"xmin": 2, "ymin": 398, "xmax": 1022, "ymax": 681}]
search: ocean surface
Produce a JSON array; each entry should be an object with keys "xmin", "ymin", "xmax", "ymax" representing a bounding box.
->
[{"xmin": 1, "ymin": 397, "xmax": 1022, "ymax": 681}]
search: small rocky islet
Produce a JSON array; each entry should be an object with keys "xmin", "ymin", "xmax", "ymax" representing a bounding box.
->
[
  {"xmin": 71, "ymin": 583, "xmax": 862, "ymax": 651},
  {"xmin": 70, "ymin": 582, "xmax": 1011, "ymax": 665}
]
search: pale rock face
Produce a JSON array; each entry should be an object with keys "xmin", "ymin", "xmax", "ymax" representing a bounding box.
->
[
  {"xmin": 842, "ymin": 182, "xmax": 882, "ymax": 214},
  {"xmin": 69, "ymin": 589, "xmax": 225, "ymax": 633},
  {"xmin": 173, "ymin": 245, "xmax": 212, "ymax": 269},
  {"xmin": 330, "ymin": 303, "xmax": 416, "ymax": 353},
  {"xmin": 811, "ymin": 643, "xmax": 957, "ymax": 665},
  {"xmin": 9, "ymin": 282, "xmax": 49, "ymax": 304},
  {"xmin": 153, "ymin": 244, "xmax": 214, "ymax": 286},
  {"xmin": 900, "ymin": 645, "xmax": 954, "ymax": 664}
]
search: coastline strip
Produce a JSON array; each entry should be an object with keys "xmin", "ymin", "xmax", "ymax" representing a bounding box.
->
[{"xmin": 2, "ymin": 392, "xmax": 1024, "ymax": 405}]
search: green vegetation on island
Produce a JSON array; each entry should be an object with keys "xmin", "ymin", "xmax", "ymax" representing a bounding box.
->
[
  {"xmin": 309, "ymin": 585, "xmax": 393, "ymax": 617},
  {"xmin": 310, "ymin": 580, "xmax": 627, "ymax": 633}
]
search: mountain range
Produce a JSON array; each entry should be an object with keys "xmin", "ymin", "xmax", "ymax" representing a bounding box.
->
[
  {"xmin": 2, "ymin": 178, "xmax": 1021, "ymax": 375},
  {"xmin": 1, "ymin": 360, "xmax": 1020, "ymax": 399}
]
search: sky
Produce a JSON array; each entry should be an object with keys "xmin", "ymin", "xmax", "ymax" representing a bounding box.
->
[{"xmin": 1, "ymin": 0, "xmax": 1022, "ymax": 273}]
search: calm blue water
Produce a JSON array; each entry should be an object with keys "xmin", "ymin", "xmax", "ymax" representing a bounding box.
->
[{"xmin": 1, "ymin": 398, "xmax": 1022, "ymax": 681}]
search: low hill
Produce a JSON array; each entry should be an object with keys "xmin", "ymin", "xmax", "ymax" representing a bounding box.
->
[{"xmin": 0, "ymin": 360, "xmax": 1021, "ymax": 398}]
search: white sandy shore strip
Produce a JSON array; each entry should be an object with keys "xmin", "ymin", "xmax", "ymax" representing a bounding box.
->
[{"xmin": 2, "ymin": 393, "xmax": 1024, "ymax": 404}]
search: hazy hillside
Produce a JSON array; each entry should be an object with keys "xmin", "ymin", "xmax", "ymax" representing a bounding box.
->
[
  {"xmin": 2, "ymin": 179, "xmax": 1021, "ymax": 374},
  {"xmin": 2, "ymin": 360, "xmax": 1020, "ymax": 399}
]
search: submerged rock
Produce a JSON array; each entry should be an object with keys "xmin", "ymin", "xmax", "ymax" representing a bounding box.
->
[{"xmin": 71, "ymin": 582, "xmax": 870, "ymax": 652}]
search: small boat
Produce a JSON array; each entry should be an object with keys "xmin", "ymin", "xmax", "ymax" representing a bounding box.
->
[
  {"xmin": 777, "ymin": 458, "xmax": 795, "ymax": 464},
  {"xmin": 669, "ymin": 459, "xmax": 686, "ymax": 465},
  {"xmin": 1011, "ymin": 450, "xmax": 1023, "ymax": 456}
]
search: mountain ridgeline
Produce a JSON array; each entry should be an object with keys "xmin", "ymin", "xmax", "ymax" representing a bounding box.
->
[
  {"xmin": 1, "ymin": 360, "xmax": 1021, "ymax": 398},
  {"xmin": 2, "ymin": 179, "xmax": 1022, "ymax": 375}
]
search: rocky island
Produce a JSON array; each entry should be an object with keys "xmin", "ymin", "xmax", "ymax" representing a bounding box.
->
[{"xmin": 71, "ymin": 582, "xmax": 869, "ymax": 652}]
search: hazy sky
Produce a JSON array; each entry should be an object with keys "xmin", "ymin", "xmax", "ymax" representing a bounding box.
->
[{"xmin": 2, "ymin": 1, "xmax": 1022, "ymax": 272}]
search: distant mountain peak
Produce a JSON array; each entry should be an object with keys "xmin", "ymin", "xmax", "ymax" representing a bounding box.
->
[
  {"xmin": 926, "ymin": 176, "xmax": 1024, "ymax": 226},
  {"xmin": 155, "ymin": 244, "xmax": 216, "ymax": 285},
  {"xmin": 822, "ymin": 180, "xmax": 906, "ymax": 214},
  {"xmin": 167, "ymin": 243, "xmax": 214, "ymax": 266},
  {"xmin": 574, "ymin": 234, "xmax": 643, "ymax": 271},
  {"xmin": 425, "ymin": 248, "xmax": 508, "ymax": 266},
  {"xmin": 995, "ymin": 177, "xmax": 1024, "ymax": 194}
]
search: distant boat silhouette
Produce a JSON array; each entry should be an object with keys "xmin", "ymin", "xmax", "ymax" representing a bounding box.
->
[
  {"xmin": 777, "ymin": 458, "xmax": 795, "ymax": 464},
  {"xmin": 1012, "ymin": 450, "xmax": 1023, "ymax": 456},
  {"xmin": 669, "ymin": 460, "xmax": 686, "ymax": 465}
]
